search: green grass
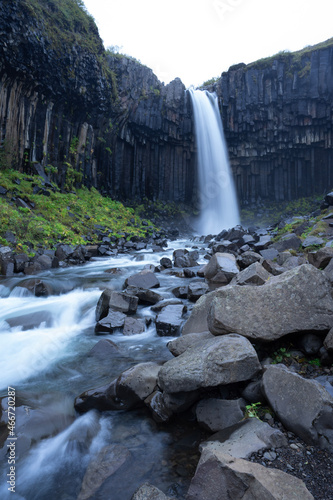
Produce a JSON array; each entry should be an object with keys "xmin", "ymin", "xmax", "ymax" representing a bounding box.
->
[{"xmin": 0, "ymin": 170, "xmax": 157, "ymax": 249}]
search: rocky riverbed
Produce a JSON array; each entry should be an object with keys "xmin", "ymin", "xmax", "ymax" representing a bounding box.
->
[{"xmin": 1, "ymin": 193, "xmax": 333, "ymax": 499}]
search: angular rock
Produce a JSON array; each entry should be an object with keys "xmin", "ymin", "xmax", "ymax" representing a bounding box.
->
[
  {"xmin": 160, "ymin": 257, "xmax": 172, "ymax": 268},
  {"xmin": 199, "ymin": 418, "xmax": 287, "ymax": 459},
  {"xmin": 208, "ymin": 264, "xmax": 333, "ymax": 341},
  {"xmin": 259, "ymin": 248, "xmax": 279, "ymax": 261},
  {"xmin": 325, "ymin": 191, "xmax": 333, "ymax": 205},
  {"xmin": 271, "ymin": 233, "xmax": 302, "ymax": 252},
  {"xmin": 95, "ymin": 289, "xmax": 138, "ymax": 320},
  {"xmin": 75, "ymin": 362, "xmax": 161, "ymax": 412},
  {"xmin": 324, "ymin": 328, "xmax": 333, "ymax": 352},
  {"xmin": 95, "ymin": 310, "xmax": 126, "ymax": 334},
  {"xmin": 18, "ymin": 279, "xmax": 53, "ymax": 297},
  {"xmin": 181, "ymin": 291, "xmax": 218, "ymax": 335},
  {"xmin": 196, "ymin": 398, "xmax": 245, "ymax": 432},
  {"xmin": 132, "ymin": 482, "xmax": 172, "ymax": 500},
  {"xmin": 144, "ymin": 391, "xmax": 173, "ymax": 423},
  {"xmin": 171, "ymin": 285, "xmax": 188, "ymax": 299},
  {"xmin": 167, "ymin": 331, "xmax": 214, "ymax": 356},
  {"xmin": 87, "ymin": 339, "xmax": 120, "ymax": 359},
  {"xmin": 236, "ymin": 251, "xmax": 261, "ymax": 270},
  {"xmin": 78, "ymin": 445, "xmax": 131, "ymax": 500},
  {"xmin": 324, "ymin": 258, "xmax": 333, "ymax": 284},
  {"xmin": 187, "ymin": 449, "xmax": 314, "ymax": 500},
  {"xmin": 125, "ymin": 270, "xmax": 160, "ymax": 289},
  {"xmin": 230, "ymin": 262, "xmax": 270, "ymax": 286},
  {"xmin": 55, "ymin": 244, "xmax": 74, "ymax": 261},
  {"xmin": 158, "ymin": 334, "xmax": 261, "ymax": 393},
  {"xmin": 308, "ymin": 246, "xmax": 333, "ymax": 269},
  {"xmin": 156, "ymin": 304, "xmax": 185, "ymax": 336},
  {"xmin": 262, "ymin": 364, "xmax": 333, "ymax": 450},
  {"xmin": 302, "ymin": 236, "xmax": 325, "ymax": 248},
  {"xmin": 14, "ymin": 253, "xmax": 29, "ymax": 273},
  {"xmin": 123, "ymin": 317, "xmax": 145, "ymax": 336},
  {"xmin": 298, "ymin": 333, "xmax": 323, "ymax": 355},
  {"xmin": 187, "ymin": 281, "xmax": 209, "ymax": 301},
  {"xmin": 151, "ymin": 298, "xmax": 184, "ymax": 312},
  {"xmin": 125, "ymin": 285, "xmax": 163, "ymax": 304},
  {"xmin": 261, "ymin": 259, "xmax": 285, "ymax": 276},
  {"xmin": 204, "ymin": 253, "xmax": 239, "ymax": 284}
]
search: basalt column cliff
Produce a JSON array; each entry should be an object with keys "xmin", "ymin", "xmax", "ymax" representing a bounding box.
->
[
  {"xmin": 0, "ymin": 0, "xmax": 332, "ymax": 207},
  {"xmin": 217, "ymin": 46, "xmax": 333, "ymax": 205}
]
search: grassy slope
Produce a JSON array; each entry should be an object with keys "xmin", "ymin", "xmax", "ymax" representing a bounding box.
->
[{"xmin": 0, "ymin": 170, "xmax": 157, "ymax": 252}]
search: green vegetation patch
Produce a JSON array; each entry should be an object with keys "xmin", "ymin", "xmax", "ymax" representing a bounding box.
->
[{"xmin": 0, "ymin": 170, "xmax": 157, "ymax": 249}]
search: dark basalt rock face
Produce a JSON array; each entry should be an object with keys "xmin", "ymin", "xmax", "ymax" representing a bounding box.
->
[
  {"xmin": 216, "ymin": 47, "xmax": 333, "ymax": 204},
  {"xmin": 1, "ymin": 1, "xmax": 333, "ymax": 207}
]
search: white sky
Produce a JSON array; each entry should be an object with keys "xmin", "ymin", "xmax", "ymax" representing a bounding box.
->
[{"xmin": 83, "ymin": 0, "xmax": 333, "ymax": 88}]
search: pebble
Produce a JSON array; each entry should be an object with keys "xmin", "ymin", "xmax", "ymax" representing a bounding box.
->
[
  {"xmin": 263, "ymin": 451, "xmax": 277, "ymax": 461},
  {"xmin": 290, "ymin": 443, "xmax": 299, "ymax": 450}
]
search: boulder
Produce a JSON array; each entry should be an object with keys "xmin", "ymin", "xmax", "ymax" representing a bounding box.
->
[
  {"xmin": 298, "ymin": 333, "xmax": 323, "ymax": 355},
  {"xmin": 78, "ymin": 445, "xmax": 131, "ymax": 500},
  {"xmin": 125, "ymin": 270, "xmax": 160, "ymax": 289},
  {"xmin": 131, "ymin": 482, "xmax": 172, "ymax": 500},
  {"xmin": 302, "ymin": 236, "xmax": 325, "ymax": 248},
  {"xmin": 204, "ymin": 253, "xmax": 239, "ymax": 284},
  {"xmin": 158, "ymin": 334, "xmax": 261, "ymax": 393},
  {"xmin": 324, "ymin": 258, "xmax": 333, "ymax": 284},
  {"xmin": 156, "ymin": 304, "xmax": 185, "ymax": 336},
  {"xmin": 75, "ymin": 362, "xmax": 161, "ymax": 412},
  {"xmin": 55, "ymin": 244, "xmax": 74, "ymax": 261},
  {"xmin": 187, "ymin": 449, "xmax": 314, "ymax": 500},
  {"xmin": 262, "ymin": 364, "xmax": 333, "ymax": 450},
  {"xmin": 236, "ymin": 251, "xmax": 261, "ymax": 270},
  {"xmin": 261, "ymin": 259, "xmax": 285, "ymax": 276},
  {"xmin": 171, "ymin": 285, "xmax": 188, "ymax": 299},
  {"xmin": 167, "ymin": 331, "xmax": 214, "ymax": 356},
  {"xmin": 95, "ymin": 289, "xmax": 138, "ymax": 321},
  {"xmin": 181, "ymin": 292, "xmax": 220, "ymax": 335},
  {"xmin": 259, "ymin": 248, "xmax": 279, "ymax": 261},
  {"xmin": 199, "ymin": 418, "xmax": 287, "ymax": 459},
  {"xmin": 208, "ymin": 264, "xmax": 333, "ymax": 341},
  {"xmin": 87, "ymin": 339, "xmax": 120, "ymax": 359},
  {"xmin": 123, "ymin": 317, "xmax": 145, "ymax": 336},
  {"xmin": 95, "ymin": 310, "xmax": 126, "ymax": 334},
  {"xmin": 271, "ymin": 233, "xmax": 302, "ymax": 252},
  {"xmin": 151, "ymin": 299, "xmax": 184, "ymax": 312},
  {"xmin": 188, "ymin": 281, "xmax": 209, "ymax": 301},
  {"xmin": 18, "ymin": 279, "xmax": 53, "ymax": 297},
  {"xmin": 308, "ymin": 246, "xmax": 333, "ymax": 269},
  {"xmin": 160, "ymin": 257, "xmax": 172, "ymax": 269},
  {"xmin": 14, "ymin": 253, "xmax": 29, "ymax": 273},
  {"xmin": 325, "ymin": 191, "xmax": 333, "ymax": 205},
  {"xmin": 125, "ymin": 285, "xmax": 163, "ymax": 304},
  {"xmin": 324, "ymin": 328, "xmax": 333, "ymax": 352},
  {"xmin": 230, "ymin": 262, "xmax": 270, "ymax": 286},
  {"xmin": 196, "ymin": 398, "xmax": 245, "ymax": 432}
]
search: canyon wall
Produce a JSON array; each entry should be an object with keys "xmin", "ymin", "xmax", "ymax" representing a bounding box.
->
[
  {"xmin": 217, "ymin": 48, "xmax": 333, "ymax": 205},
  {"xmin": 0, "ymin": 0, "xmax": 332, "ymax": 207}
]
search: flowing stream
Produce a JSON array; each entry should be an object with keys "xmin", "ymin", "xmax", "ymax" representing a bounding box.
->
[
  {"xmin": 0, "ymin": 241, "xmax": 206, "ymax": 500},
  {"xmin": 189, "ymin": 88, "xmax": 240, "ymax": 234}
]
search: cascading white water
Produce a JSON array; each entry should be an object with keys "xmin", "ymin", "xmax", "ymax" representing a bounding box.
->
[{"xmin": 189, "ymin": 88, "xmax": 240, "ymax": 234}]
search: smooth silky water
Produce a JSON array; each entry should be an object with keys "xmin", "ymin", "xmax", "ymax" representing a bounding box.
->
[{"xmin": 0, "ymin": 241, "xmax": 206, "ymax": 500}]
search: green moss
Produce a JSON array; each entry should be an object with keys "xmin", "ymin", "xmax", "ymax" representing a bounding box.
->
[{"xmin": 0, "ymin": 169, "xmax": 157, "ymax": 248}]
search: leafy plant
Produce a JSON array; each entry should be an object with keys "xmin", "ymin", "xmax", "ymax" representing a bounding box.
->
[
  {"xmin": 245, "ymin": 402, "xmax": 262, "ymax": 419},
  {"xmin": 272, "ymin": 347, "xmax": 291, "ymax": 364}
]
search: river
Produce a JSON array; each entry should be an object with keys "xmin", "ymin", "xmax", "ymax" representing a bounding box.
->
[{"xmin": 0, "ymin": 240, "xmax": 206, "ymax": 500}]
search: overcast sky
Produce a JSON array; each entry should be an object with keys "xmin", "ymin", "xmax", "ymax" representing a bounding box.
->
[{"xmin": 83, "ymin": 0, "xmax": 333, "ymax": 88}]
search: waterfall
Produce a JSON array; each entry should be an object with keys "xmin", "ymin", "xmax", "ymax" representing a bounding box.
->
[{"xmin": 189, "ymin": 89, "xmax": 240, "ymax": 234}]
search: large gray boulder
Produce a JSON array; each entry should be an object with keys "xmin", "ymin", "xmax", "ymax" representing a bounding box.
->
[
  {"xmin": 182, "ymin": 291, "xmax": 215, "ymax": 335},
  {"xmin": 75, "ymin": 362, "xmax": 161, "ymax": 412},
  {"xmin": 95, "ymin": 289, "xmax": 138, "ymax": 321},
  {"xmin": 262, "ymin": 364, "xmax": 333, "ymax": 450},
  {"xmin": 167, "ymin": 331, "xmax": 214, "ymax": 356},
  {"xmin": 132, "ymin": 482, "xmax": 173, "ymax": 500},
  {"xmin": 199, "ymin": 418, "xmax": 287, "ymax": 459},
  {"xmin": 156, "ymin": 304, "xmax": 185, "ymax": 336},
  {"xmin": 158, "ymin": 334, "xmax": 261, "ymax": 393},
  {"xmin": 208, "ymin": 264, "xmax": 333, "ymax": 341},
  {"xmin": 187, "ymin": 449, "xmax": 314, "ymax": 500},
  {"xmin": 230, "ymin": 262, "xmax": 270, "ymax": 286},
  {"xmin": 125, "ymin": 270, "xmax": 160, "ymax": 289},
  {"xmin": 204, "ymin": 252, "xmax": 239, "ymax": 284},
  {"xmin": 196, "ymin": 398, "xmax": 245, "ymax": 432},
  {"xmin": 308, "ymin": 246, "xmax": 333, "ymax": 269},
  {"xmin": 78, "ymin": 445, "xmax": 131, "ymax": 500}
]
